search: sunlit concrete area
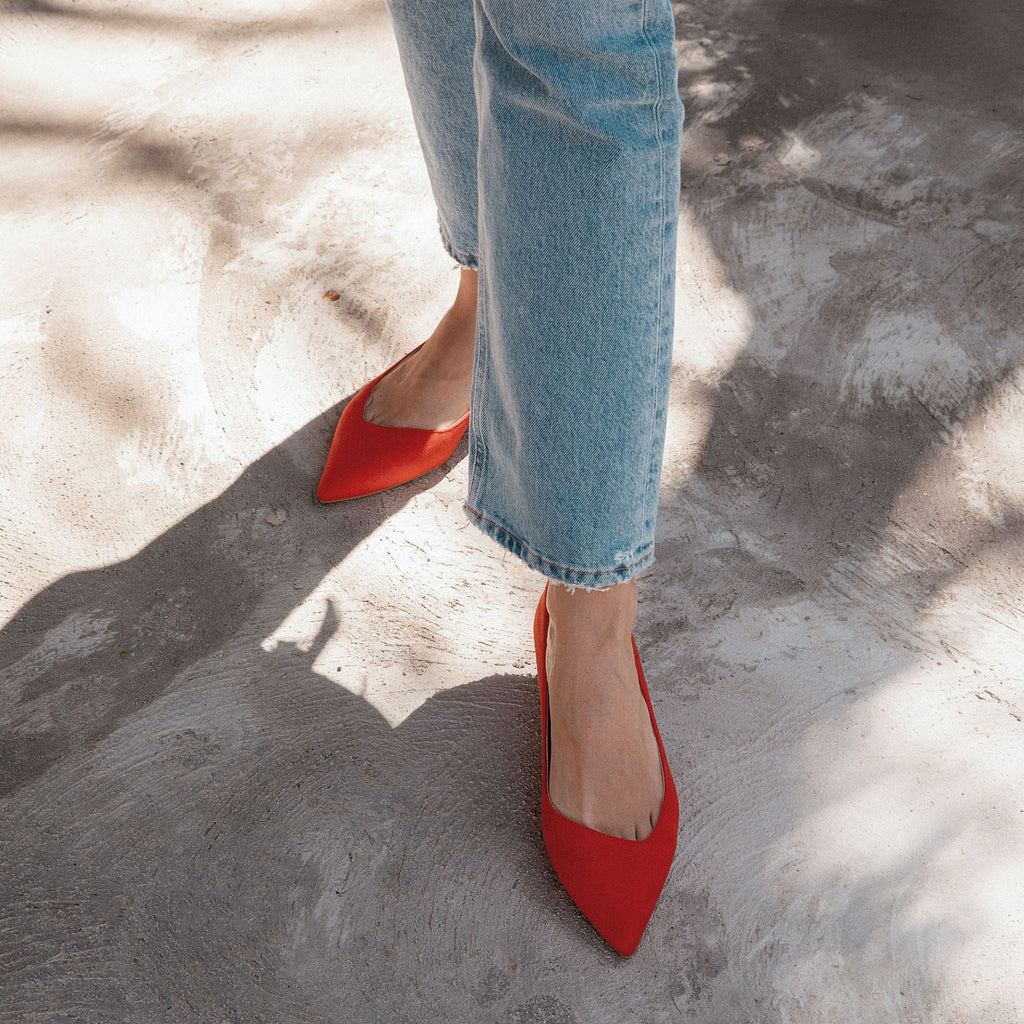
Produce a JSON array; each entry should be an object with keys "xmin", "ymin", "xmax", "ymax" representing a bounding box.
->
[{"xmin": 2, "ymin": 0, "xmax": 1023, "ymax": 1020}]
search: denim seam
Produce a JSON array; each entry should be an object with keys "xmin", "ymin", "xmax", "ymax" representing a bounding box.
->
[
  {"xmin": 467, "ymin": 293, "xmax": 490, "ymax": 516},
  {"xmin": 465, "ymin": 503, "xmax": 654, "ymax": 579},
  {"xmin": 639, "ymin": 0, "xmax": 668, "ymax": 543}
]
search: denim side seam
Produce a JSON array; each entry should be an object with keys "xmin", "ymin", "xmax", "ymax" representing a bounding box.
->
[
  {"xmin": 439, "ymin": 218, "xmax": 480, "ymax": 269},
  {"xmin": 464, "ymin": 503, "xmax": 656, "ymax": 588},
  {"xmin": 637, "ymin": 0, "xmax": 671, "ymax": 540}
]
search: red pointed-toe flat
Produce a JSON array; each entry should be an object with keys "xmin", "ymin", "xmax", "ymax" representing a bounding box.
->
[
  {"xmin": 534, "ymin": 585, "xmax": 679, "ymax": 957},
  {"xmin": 317, "ymin": 345, "xmax": 470, "ymax": 503}
]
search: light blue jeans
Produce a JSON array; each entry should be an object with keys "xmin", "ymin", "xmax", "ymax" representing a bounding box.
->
[{"xmin": 386, "ymin": 0, "xmax": 684, "ymax": 588}]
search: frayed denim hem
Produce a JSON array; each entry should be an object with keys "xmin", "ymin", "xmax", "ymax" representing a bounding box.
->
[
  {"xmin": 440, "ymin": 222, "xmax": 479, "ymax": 269},
  {"xmin": 464, "ymin": 503, "xmax": 654, "ymax": 589}
]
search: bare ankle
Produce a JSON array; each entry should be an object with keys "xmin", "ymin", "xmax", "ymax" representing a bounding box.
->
[{"xmin": 546, "ymin": 579, "xmax": 637, "ymax": 640}]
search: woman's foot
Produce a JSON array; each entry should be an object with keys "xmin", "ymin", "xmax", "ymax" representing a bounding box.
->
[
  {"xmin": 545, "ymin": 580, "xmax": 664, "ymax": 841},
  {"xmin": 363, "ymin": 267, "xmax": 477, "ymax": 431}
]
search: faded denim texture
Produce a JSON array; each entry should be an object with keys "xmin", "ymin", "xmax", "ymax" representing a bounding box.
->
[{"xmin": 385, "ymin": 0, "xmax": 684, "ymax": 587}]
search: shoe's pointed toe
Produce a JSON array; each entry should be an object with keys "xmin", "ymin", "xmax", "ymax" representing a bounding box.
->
[
  {"xmin": 317, "ymin": 349, "xmax": 469, "ymax": 503},
  {"xmin": 534, "ymin": 588, "xmax": 678, "ymax": 957},
  {"xmin": 541, "ymin": 770, "xmax": 679, "ymax": 956},
  {"xmin": 540, "ymin": 761, "xmax": 675, "ymax": 950}
]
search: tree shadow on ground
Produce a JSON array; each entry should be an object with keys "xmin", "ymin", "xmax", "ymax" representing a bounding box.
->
[
  {"xmin": 0, "ymin": 402, "xmax": 467, "ymax": 794},
  {"xmin": 651, "ymin": 0, "xmax": 1024, "ymax": 1018}
]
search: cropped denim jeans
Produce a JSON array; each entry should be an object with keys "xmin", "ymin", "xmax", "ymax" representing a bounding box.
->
[{"xmin": 385, "ymin": 0, "xmax": 684, "ymax": 588}]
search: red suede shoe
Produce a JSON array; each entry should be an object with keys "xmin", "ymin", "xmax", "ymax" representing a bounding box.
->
[
  {"xmin": 534, "ymin": 586, "xmax": 679, "ymax": 956},
  {"xmin": 317, "ymin": 345, "xmax": 470, "ymax": 502}
]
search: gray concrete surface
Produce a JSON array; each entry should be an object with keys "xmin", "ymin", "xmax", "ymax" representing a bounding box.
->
[{"xmin": 2, "ymin": 0, "xmax": 1023, "ymax": 1020}]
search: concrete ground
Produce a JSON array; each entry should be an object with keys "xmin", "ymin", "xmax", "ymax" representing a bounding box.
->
[{"xmin": 2, "ymin": 0, "xmax": 1023, "ymax": 1020}]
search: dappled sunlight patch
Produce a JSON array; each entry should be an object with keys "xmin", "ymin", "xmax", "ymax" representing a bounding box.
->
[
  {"xmin": 772, "ymin": 657, "xmax": 1024, "ymax": 1019},
  {"xmin": 776, "ymin": 134, "xmax": 821, "ymax": 174},
  {"xmin": 0, "ymin": 0, "xmax": 448, "ymax": 610},
  {"xmin": 260, "ymin": 496, "xmax": 536, "ymax": 728},
  {"xmin": 673, "ymin": 206, "xmax": 753, "ymax": 382},
  {"xmin": 950, "ymin": 363, "xmax": 1024, "ymax": 525},
  {"xmin": 663, "ymin": 207, "xmax": 752, "ymax": 489},
  {"xmin": 661, "ymin": 374, "xmax": 717, "ymax": 492},
  {"xmin": 0, "ymin": 17, "xmax": 197, "ymax": 130},
  {"xmin": 653, "ymin": 511, "xmax": 1024, "ymax": 1018},
  {"xmin": 244, "ymin": 190, "xmax": 450, "ymax": 456},
  {"xmin": 837, "ymin": 309, "xmax": 976, "ymax": 408},
  {"xmin": 865, "ymin": 361, "xmax": 1024, "ymax": 670},
  {"xmin": 780, "ymin": 97, "xmax": 924, "ymax": 184},
  {"xmin": 0, "ymin": 0, "xmax": 398, "ymax": 222}
]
